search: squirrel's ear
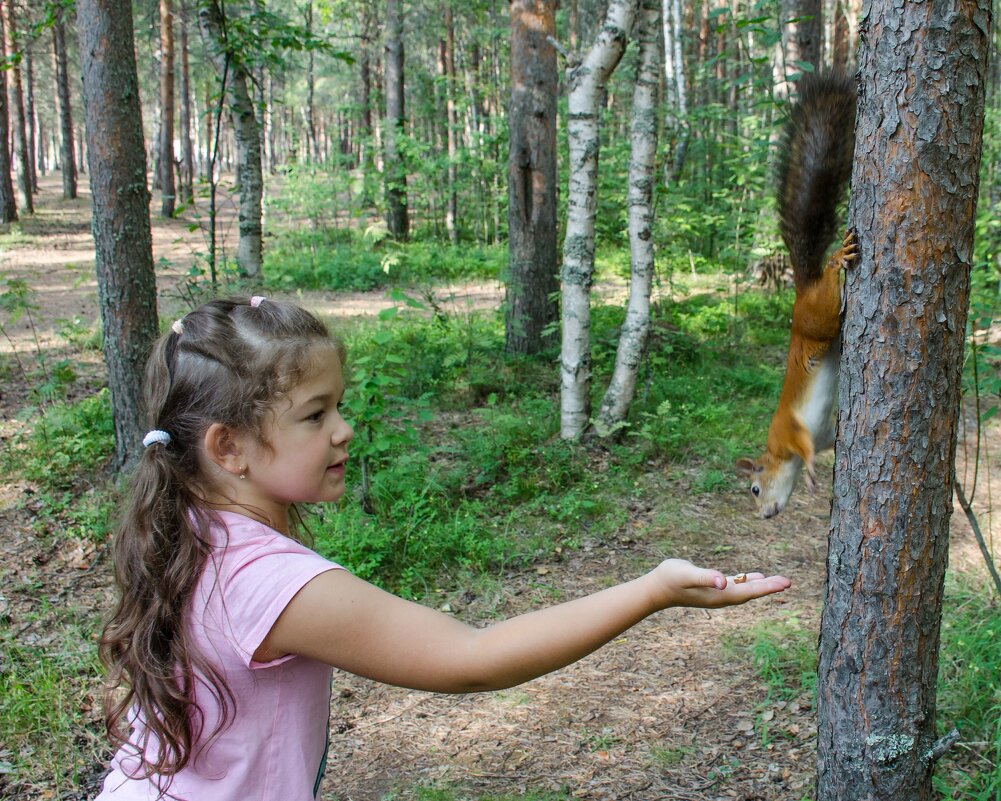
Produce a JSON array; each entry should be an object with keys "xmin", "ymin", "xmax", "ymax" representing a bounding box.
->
[{"xmin": 735, "ymin": 457, "xmax": 757, "ymax": 476}]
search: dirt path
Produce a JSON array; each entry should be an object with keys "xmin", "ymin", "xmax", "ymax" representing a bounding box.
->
[{"xmin": 0, "ymin": 173, "xmax": 995, "ymax": 801}]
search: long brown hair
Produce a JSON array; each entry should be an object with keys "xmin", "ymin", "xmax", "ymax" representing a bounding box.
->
[{"xmin": 100, "ymin": 297, "xmax": 342, "ymax": 781}]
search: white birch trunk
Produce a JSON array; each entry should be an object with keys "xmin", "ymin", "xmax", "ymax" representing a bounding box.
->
[
  {"xmin": 595, "ymin": 0, "xmax": 660, "ymax": 433},
  {"xmin": 662, "ymin": 0, "xmax": 688, "ymax": 184},
  {"xmin": 559, "ymin": 0, "xmax": 638, "ymax": 440}
]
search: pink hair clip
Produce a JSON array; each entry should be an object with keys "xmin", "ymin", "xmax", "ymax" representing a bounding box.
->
[
  {"xmin": 171, "ymin": 319, "xmax": 184, "ymax": 336},
  {"xmin": 250, "ymin": 296, "xmax": 266, "ymax": 308}
]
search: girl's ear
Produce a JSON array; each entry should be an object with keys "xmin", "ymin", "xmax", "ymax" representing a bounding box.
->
[{"xmin": 203, "ymin": 423, "xmax": 247, "ymax": 477}]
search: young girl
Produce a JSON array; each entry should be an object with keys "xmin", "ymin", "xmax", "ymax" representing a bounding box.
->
[{"xmin": 97, "ymin": 296, "xmax": 791, "ymax": 800}]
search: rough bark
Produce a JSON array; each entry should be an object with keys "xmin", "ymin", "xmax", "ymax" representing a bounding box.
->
[
  {"xmin": 0, "ymin": 7, "xmax": 17, "ymax": 222},
  {"xmin": 596, "ymin": 0, "xmax": 660, "ymax": 431},
  {"xmin": 785, "ymin": 0, "xmax": 822, "ymax": 69},
  {"xmin": 52, "ymin": 7, "xmax": 77, "ymax": 199},
  {"xmin": 197, "ymin": 0, "xmax": 264, "ymax": 277},
  {"xmin": 384, "ymin": 0, "xmax": 408, "ymax": 240},
  {"xmin": 76, "ymin": 0, "xmax": 160, "ymax": 473},
  {"xmin": 178, "ymin": 0, "xmax": 194, "ymax": 204},
  {"xmin": 159, "ymin": 0, "xmax": 176, "ymax": 217},
  {"xmin": 559, "ymin": 0, "xmax": 637, "ymax": 439},
  {"xmin": 305, "ymin": 1, "xmax": 317, "ymax": 162},
  {"xmin": 505, "ymin": 0, "xmax": 559, "ymax": 356},
  {"xmin": 816, "ymin": 0, "xmax": 991, "ymax": 797},
  {"xmin": 5, "ymin": 0, "xmax": 32, "ymax": 214},
  {"xmin": 24, "ymin": 41, "xmax": 36, "ymax": 192}
]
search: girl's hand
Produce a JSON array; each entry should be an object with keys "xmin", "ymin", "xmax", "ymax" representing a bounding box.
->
[{"xmin": 647, "ymin": 558, "xmax": 791, "ymax": 610}]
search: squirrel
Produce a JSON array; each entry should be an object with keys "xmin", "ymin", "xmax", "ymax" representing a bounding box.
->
[{"xmin": 736, "ymin": 72, "xmax": 857, "ymax": 519}]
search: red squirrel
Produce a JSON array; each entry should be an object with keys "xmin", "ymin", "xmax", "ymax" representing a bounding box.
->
[{"xmin": 736, "ymin": 73, "xmax": 857, "ymax": 519}]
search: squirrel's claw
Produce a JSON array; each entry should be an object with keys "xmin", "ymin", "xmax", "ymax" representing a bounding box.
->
[
  {"xmin": 841, "ymin": 230, "xmax": 859, "ymax": 268},
  {"xmin": 805, "ymin": 460, "xmax": 818, "ymax": 492}
]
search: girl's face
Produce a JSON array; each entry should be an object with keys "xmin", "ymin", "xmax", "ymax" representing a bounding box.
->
[{"xmin": 235, "ymin": 346, "xmax": 353, "ymax": 527}]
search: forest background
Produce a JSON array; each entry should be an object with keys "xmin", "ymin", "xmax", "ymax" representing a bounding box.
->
[{"xmin": 0, "ymin": 0, "xmax": 1000, "ymax": 799}]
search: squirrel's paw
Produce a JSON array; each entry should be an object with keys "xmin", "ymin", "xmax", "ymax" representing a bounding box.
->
[
  {"xmin": 805, "ymin": 460, "xmax": 818, "ymax": 492},
  {"xmin": 840, "ymin": 231, "xmax": 859, "ymax": 269}
]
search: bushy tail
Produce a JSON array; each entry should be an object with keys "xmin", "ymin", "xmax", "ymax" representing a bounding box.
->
[{"xmin": 776, "ymin": 72, "xmax": 857, "ymax": 289}]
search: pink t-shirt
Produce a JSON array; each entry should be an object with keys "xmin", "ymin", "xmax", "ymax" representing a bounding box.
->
[{"xmin": 97, "ymin": 511, "xmax": 343, "ymax": 801}]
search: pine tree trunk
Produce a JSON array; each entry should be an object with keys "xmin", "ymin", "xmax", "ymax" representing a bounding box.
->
[
  {"xmin": 159, "ymin": 0, "xmax": 176, "ymax": 217},
  {"xmin": 5, "ymin": 0, "xmax": 32, "ymax": 214},
  {"xmin": 506, "ymin": 0, "xmax": 559, "ymax": 355},
  {"xmin": 384, "ymin": 0, "xmax": 408, "ymax": 240},
  {"xmin": 24, "ymin": 42, "xmax": 37, "ymax": 192},
  {"xmin": 51, "ymin": 8, "xmax": 75, "ymax": 200},
  {"xmin": 197, "ymin": 0, "xmax": 264, "ymax": 278},
  {"xmin": 816, "ymin": 0, "xmax": 991, "ymax": 796},
  {"xmin": 0, "ymin": 6, "xmax": 16, "ymax": 222},
  {"xmin": 779, "ymin": 0, "xmax": 821, "ymax": 93},
  {"xmin": 76, "ymin": 0, "xmax": 160, "ymax": 473},
  {"xmin": 178, "ymin": 0, "xmax": 194, "ymax": 204},
  {"xmin": 305, "ymin": 1, "xmax": 317, "ymax": 163},
  {"xmin": 596, "ymin": 0, "xmax": 659, "ymax": 432},
  {"xmin": 559, "ymin": 0, "xmax": 637, "ymax": 439}
]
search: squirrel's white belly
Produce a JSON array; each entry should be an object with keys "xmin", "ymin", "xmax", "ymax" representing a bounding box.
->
[{"xmin": 797, "ymin": 341, "xmax": 840, "ymax": 451}]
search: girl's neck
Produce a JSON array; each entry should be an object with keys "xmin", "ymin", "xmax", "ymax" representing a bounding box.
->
[{"xmin": 198, "ymin": 491, "xmax": 290, "ymax": 534}]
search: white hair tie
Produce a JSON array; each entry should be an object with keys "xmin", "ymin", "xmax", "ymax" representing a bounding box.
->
[
  {"xmin": 171, "ymin": 319, "xmax": 184, "ymax": 335},
  {"xmin": 142, "ymin": 430, "xmax": 172, "ymax": 448},
  {"xmin": 250, "ymin": 296, "xmax": 266, "ymax": 308}
]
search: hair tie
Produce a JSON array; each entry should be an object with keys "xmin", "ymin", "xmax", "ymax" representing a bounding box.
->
[
  {"xmin": 142, "ymin": 430, "xmax": 172, "ymax": 448},
  {"xmin": 250, "ymin": 296, "xmax": 266, "ymax": 308},
  {"xmin": 171, "ymin": 319, "xmax": 184, "ymax": 336}
]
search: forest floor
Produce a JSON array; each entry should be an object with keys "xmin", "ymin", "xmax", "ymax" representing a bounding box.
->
[{"xmin": 0, "ymin": 172, "xmax": 996, "ymax": 801}]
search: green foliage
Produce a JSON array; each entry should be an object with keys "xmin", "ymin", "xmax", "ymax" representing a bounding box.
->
[
  {"xmin": 2, "ymin": 390, "xmax": 117, "ymax": 542},
  {"xmin": 0, "ymin": 279, "xmax": 79, "ymax": 406},
  {"xmin": 935, "ymin": 578, "xmax": 1001, "ymax": 799},
  {"xmin": 264, "ymin": 221, "xmax": 505, "ymax": 292}
]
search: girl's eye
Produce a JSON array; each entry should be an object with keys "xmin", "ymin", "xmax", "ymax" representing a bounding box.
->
[{"xmin": 306, "ymin": 410, "xmax": 324, "ymax": 423}]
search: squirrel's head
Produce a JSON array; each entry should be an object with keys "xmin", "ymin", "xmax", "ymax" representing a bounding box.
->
[{"xmin": 735, "ymin": 453, "xmax": 804, "ymax": 519}]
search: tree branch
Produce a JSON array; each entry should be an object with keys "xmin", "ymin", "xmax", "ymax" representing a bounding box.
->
[{"xmin": 953, "ymin": 480, "xmax": 1001, "ymax": 597}]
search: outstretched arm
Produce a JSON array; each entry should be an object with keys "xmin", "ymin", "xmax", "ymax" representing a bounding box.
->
[{"xmin": 256, "ymin": 559, "xmax": 791, "ymax": 693}]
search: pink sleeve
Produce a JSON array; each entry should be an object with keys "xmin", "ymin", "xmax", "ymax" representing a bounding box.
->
[{"xmin": 212, "ymin": 537, "xmax": 344, "ymax": 669}]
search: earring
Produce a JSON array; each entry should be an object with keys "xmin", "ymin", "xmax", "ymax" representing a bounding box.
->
[{"xmin": 239, "ymin": 467, "xmax": 247, "ymax": 480}]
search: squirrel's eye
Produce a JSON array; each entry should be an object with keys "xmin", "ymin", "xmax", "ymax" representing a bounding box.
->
[{"xmin": 752, "ymin": 485, "xmax": 761, "ymax": 497}]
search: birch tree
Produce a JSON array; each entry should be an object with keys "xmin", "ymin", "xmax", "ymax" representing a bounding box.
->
[
  {"xmin": 560, "ymin": 0, "xmax": 638, "ymax": 439},
  {"xmin": 661, "ymin": 0, "xmax": 687, "ymax": 184},
  {"xmin": 816, "ymin": 0, "xmax": 991, "ymax": 796},
  {"xmin": 595, "ymin": 0, "xmax": 660, "ymax": 432}
]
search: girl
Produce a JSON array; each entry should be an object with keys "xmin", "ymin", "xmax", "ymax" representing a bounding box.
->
[{"xmin": 97, "ymin": 296, "xmax": 791, "ymax": 800}]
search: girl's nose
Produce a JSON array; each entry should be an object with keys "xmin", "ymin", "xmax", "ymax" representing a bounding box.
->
[{"xmin": 333, "ymin": 418, "xmax": 354, "ymax": 445}]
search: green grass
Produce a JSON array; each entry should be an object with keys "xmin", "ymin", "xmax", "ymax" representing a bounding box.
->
[
  {"xmin": 935, "ymin": 578, "xmax": 1001, "ymax": 800},
  {"xmin": 0, "ymin": 614, "xmax": 104, "ymax": 792},
  {"xmin": 383, "ymin": 785, "xmax": 571, "ymax": 801}
]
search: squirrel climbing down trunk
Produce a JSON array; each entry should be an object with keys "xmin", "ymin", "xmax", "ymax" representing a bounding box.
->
[{"xmin": 736, "ymin": 73, "xmax": 858, "ymax": 519}]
